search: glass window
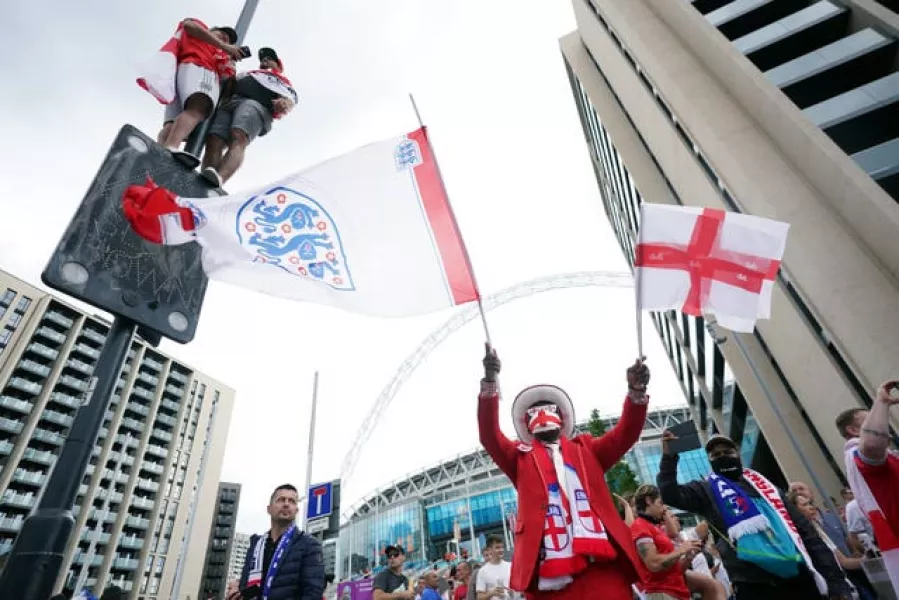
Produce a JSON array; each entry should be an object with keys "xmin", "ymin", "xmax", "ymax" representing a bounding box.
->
[{"xmin": 13, "ymin": 296, "xmax": 31, "ymax": 314}]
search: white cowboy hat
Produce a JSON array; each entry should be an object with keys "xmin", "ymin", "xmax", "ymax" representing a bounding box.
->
[{"xmin": 511, "ymin": 384, "xmax": 576, "ymax": 444}]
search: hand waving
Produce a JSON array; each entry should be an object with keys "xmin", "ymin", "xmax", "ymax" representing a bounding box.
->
[{"xmin": 483, "ymin": 343, "xmax": 501, "ymax": 382}]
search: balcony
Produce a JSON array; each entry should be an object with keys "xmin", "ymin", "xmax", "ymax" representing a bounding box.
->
[
  {"xmin": 80, "ymin": 328, "xmax": 106, "ymax": 345},
  {"xmin": 127, "ymin": 403, "xmax": 150, "ymax": 417},
  {"xmin": 136, "ymin": 479, "xmax": 159, "ymax": 493},
  {"xmin": 26, "ymin": 342, "xmax": 58, "ymax": 361},
  {"xmin": 8, "ymin": 378, "xmax": 42, "ymax": 395},
  {"xmin": 73, "ymin": 344, "xmax": 100, "ymax": 360},
  {"xmin": 169, "ymin": 371, "xmax": 188, "ymax": 384},
  {"xmin": 1, "ymin": 491, "xmax": 35, "ymax": 509},
  {"xmin": 0, "ymin": 440, "xmax": 14, "ymax": 455},
  {"xmin": 137, "ymin": 372, "xmax": 158, "ymax": 387},
  {"xmin": 41, "ymin": 410, "xmax": 73, "ymax": 428},
  {"xmin": 82, "ymin": 530, "xmax": 112, "ymax": 544},
  {"xmin": 32, "ymin": 428, "xmax": 63, "ymax": 445},
  {"xmin": 120, "ymin": 417, "xmax": 143, "ymax": 433},
  {"xmin": 152, "ymin": 430, "xmax": 172, "ymax": 443},
  {"xmin": 49, "ymin": 392, "xmax": 79, "ymax": 409},
  {"xmin": 131, "ymin": 496, "xmax": 155, "ymax": 510},
  {"xmin": 17, "ymin": 360, "xmax": 51, "ymax": 378},
  {"xmin": 66, "ymin": 358, "xmax": 93, "ymax": 376},
  {"xmin": 0, "ymin": 539, "xmax": 13, "ymax": 555},
  {"xmin": 21, "ymin": 447, "xmax": 55, "ymax": 466},
  {"xmin": 119, "ymin": 536, "xmax": 144, "ymax": 550},
  {"xmin": 160, "ymin": 399, "xmax": 180, "ymax": 413},
  {"xmin": 155, "ymin": 413, "xmax": 177, "ymax": 428},
  {"xmin": 44, "ymin": 311, "xmax": 74, "ymax": 328},
  {"xmin": 59, "ymin": 375, "xmax": 88, "ymax": 393},
  {"xmin": 125, "ymin": 515, "xmax": 150, "ymax": 529},
  {"xmin": 35, "ymin": 326, "xmax": 66, "ymax": 344},
  {"xmin": 0, "ymin": 515, "xmax": 23, "ymax": 531},
  {"xmin": 145, "ymin": 444, "xmax": 167, "ymax": 458},
  {"xmin": 72, "ymin": 552, "xmax": 104, "ymax": 566},
  {"xmin": 13, "ymin": 468, "xmax": 46, "ymax": 486},
  {"xmin": 0, "ymin": 395, "xmax": 31, "ymax": 414},
  {"xmin": 141, "ymin": 462, "xmax": 164, "ymax": 476},
  {"xmin": 0, "ymin": 418, "xmax": 23, "ymax": 435}
]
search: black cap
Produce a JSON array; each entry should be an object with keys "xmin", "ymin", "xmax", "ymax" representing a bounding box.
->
[
  {"xmin": 705, "ymin": 434, "xmax": 737, "ymax": 453},
  {"xmin": 259, "ymin": 47, "xmax": 283, "ymax": 68},
  {"xmin": 384, "ymin": 545, "xmax": 405, "ymax": 556},
  {"xmin": 213, "ymin": 26, "xmax": 238, "ymax": 44}
]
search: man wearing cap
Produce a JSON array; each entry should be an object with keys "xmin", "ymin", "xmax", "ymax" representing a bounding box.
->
[
  {"xmin": 477, "ymin": 344, "xmax": 652, "ymax": 599},
  {"xmin": 657, "ymin": 431, "xmax": 851, "ymax": 600},
  {"xmin": 140, "ymin": 18, "xmax": 245, "ymax": 166},
  {"xmin": 374, "ymin": 545, "xmax": 414, "ymax": 600},
  {"xmin": 200, "ymin": 47, "xmax": 298, "ymax": 187}
]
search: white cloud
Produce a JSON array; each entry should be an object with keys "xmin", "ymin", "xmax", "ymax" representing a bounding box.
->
[{"xmin": 0, "ymin": 0, "xmax": 686, "ymax": 535}]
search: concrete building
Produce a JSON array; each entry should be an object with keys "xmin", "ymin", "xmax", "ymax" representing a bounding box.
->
[
  {"xmin": 560, "ymin": 0, "xmax": 899, "ymax": 504},
  {"xmin": 198, "ymin": 482, "xmax": 241, "ymax": 599},
  {"xmin": 227, "ymin": 532, "xmax": 251, "ymax": 584},
  {"xmin": 0, "ymin": 270, "xmax": 235, "ymax": 599}
]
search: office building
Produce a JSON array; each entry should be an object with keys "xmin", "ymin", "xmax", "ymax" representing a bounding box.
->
[
  {"xmin": 227, "ymin": 532, "xmax": 251, "ymax": 583},
  {"xmin": 0, "ymin": 270, "xmax": 235, "ymax": 598},
  {"xmin": 199, "ymin": 482, "xmax": 241, "ymax": 599},
  {"xmin": 339, "ymin": 405, "xmax": 702, "ymax": 578},
  {"xmin": 560, "ymin": 0, "xmax": 899, "ymax": 502}
]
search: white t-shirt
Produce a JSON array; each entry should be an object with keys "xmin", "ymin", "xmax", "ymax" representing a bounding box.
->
[{"xmin": 475, "ymin": 561, "xmax": 514, "ymax": 598}]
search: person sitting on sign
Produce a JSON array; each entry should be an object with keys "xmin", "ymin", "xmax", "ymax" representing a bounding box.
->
[
  {"xmin": 138, "ymin": 18, "xmax": 245, "ymax": 167},
  {"xmin": 200, "ymin": 46, "xmax": 298, "ymax": 188},
  {"xmin": 230, "ymin": 484, "xmax": 325, "ymax": 600},
  {"xmin": 477, "ymin": 344, "xmax": 652, "ymax": 599},
  {"xmin": 657, "ymin": 431, "xmax": 851, "ymax": 600}
]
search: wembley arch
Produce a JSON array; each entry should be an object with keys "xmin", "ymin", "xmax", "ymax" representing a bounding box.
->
[{"xmin": 338, "ymin": 270, "xmax": 635, "ymax": 493}]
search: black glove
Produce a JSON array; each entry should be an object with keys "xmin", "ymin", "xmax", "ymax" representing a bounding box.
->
[
  {"xmin": 626, "ymin": 357, "xmax": 650, "ymax": 394},
  {"xmin": 483, "ymin": 343, "xmax": 501, "ymax": 382}
]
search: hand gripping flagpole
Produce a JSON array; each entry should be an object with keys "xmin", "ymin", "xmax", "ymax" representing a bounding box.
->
[{"xmin": 408, "ymin": 93, "xmax": 492, "ymax": 347}]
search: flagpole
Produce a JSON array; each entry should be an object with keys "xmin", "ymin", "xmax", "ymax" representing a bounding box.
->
[
  {"xmin": 301, "ymin": 371, "xmax": 320, "ymax": 531},
  {"xmin": 408, "ymin": 93, "xmax": 493, "ymax": 347}
]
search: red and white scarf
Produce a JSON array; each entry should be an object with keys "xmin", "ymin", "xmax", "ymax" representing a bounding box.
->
[
  {"xmin": 742, "ymin": 469, "xmax": 827, "ymax": 595},
  {"xmin": 844, "ymin": 438, "xmax": 899, "ymax": 594},
  {"xmin": 531, "ymin": 437, "xmax": 617, "ymax": 591}
]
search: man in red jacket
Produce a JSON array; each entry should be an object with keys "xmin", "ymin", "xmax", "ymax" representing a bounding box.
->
[{"xmin": 477, "ymin": 344, "xmax": 650, "ymax": 599}]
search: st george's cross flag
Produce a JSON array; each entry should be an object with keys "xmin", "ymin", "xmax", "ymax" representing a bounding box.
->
[
  {"xmin": 122, "ymin": 128, "xmax": 479, "ymax": 317},
  {"xmin": 635, "ymin": 203, "xmax": 790, "ymax": 332}
]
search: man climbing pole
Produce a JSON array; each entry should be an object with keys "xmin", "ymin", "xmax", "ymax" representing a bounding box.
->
[
  {"xmin": 138, "ymin": 18, "xmax": 246, "ymax": 167},
  {"xmin": 200, "ymin": 46, "xmax": 298, "ymax": 187}
]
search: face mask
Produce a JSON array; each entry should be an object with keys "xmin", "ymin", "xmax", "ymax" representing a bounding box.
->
[
  {"xmin": 527, "ymin": 407, "xmax": 562, "ymax": 434},
  {"xmin": 711, "ymin": 455, "xmax": 743, "ymax": 480}
]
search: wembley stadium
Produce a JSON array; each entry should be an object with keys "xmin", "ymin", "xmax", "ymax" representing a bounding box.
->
[{"xmin": 336, "ymin": 404, "xmax": 725, "ymax": 579}]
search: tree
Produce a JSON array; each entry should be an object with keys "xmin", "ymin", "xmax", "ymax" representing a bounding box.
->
[{"xmin": 587, "ymin": 409, "xmax": 640, "ymax": 496}]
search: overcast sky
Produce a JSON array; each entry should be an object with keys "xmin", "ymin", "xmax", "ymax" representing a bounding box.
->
[{"xmin": 1, "ymin": 0, "xmax": 687, "ymax": 534}]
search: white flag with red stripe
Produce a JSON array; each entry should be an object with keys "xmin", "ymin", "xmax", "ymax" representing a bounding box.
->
[
  {"xmin": 635, "ymin": 203, "xmax": 789, "ymax": 332},
  {"xmin": 136, "ymin": 25, "xmax": 182, "ymax": 104},
  {"xmin": 122, "ymin": 128, "xmax": 479, "ymax": 317}
]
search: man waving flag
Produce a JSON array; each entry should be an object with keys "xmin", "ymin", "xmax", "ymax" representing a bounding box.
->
[{"xmin": 122, "ymin": 128, "xmax": 479, "ymax": 317}]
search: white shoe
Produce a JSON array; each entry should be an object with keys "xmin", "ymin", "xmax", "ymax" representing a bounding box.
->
[{"xmin": 201, "ymin": 166, "xmax": 224, "ymax": 188}]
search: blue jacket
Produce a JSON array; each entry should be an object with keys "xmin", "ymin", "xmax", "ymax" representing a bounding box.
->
[{"xmin": 239, "ymin": 530, "xmax": 325, "ymax": 600}]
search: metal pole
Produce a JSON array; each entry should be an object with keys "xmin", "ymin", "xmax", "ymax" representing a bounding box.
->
[
  {"xmin": 0, "ymin": 317, "xmax": 136, "ymax": 600},
  {"xmin": 408, "ymin": 93, "xmax": 492, "ymax": 347},
  {"xmin": 183, "ymin": 0, "xmax": 261, "ymax": 158},
  {"xmin": 301, "ymin": 372, "xmax": 320, "ymax": 531},
  {"xmin": 170, "ymin": 390, "xmax": 219, "ymax": 600}
]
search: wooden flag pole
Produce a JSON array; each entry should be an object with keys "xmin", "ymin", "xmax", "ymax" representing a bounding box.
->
[{"xmin": 408, "ymin": 93, "xmax": 493, "ymax": 346}]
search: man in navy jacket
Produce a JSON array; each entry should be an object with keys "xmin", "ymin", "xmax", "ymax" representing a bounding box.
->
[{"xmin": 231, "ymin": 484, "xmax": 326, "ymax": 600}]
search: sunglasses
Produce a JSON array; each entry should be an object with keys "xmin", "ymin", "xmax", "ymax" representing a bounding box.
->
[
  {"xmin": 387, "ymin": 553, "xmax": 401, "ymax": 559},
  {"xmin": 526, "ymin": 404, "xmax": 559, "ymax": 419}
]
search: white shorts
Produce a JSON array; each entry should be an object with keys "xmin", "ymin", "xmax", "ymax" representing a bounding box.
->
[{"xmin": 163, "ymin": 63, "xmax": 220, "ymax": 123}]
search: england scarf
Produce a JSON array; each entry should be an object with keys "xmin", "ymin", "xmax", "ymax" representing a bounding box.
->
[
  {"xmin": 531, "ymin": 438, "xmax": 617, "ymax": 591},
  {"xmin": 247, "ymin": 525, "xmax": 297, "ymax": 599},
  {"xmin": 243, "ymin": 69, "xmax": 298, "ymax": 118},
  {"xmin": 844, "ymin": 438, "xmax": 899, "ymax": 594}
]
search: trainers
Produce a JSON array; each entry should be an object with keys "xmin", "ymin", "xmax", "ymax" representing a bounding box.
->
[
  {"xmin": 169, "ymin": 148, "xmax": 200, "ymax": 169},
  {"xmin": 201, "ymin": 166, "xmax": 224, "ymax": 188}
]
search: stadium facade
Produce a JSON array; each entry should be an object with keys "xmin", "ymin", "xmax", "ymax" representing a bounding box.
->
[
  {"xmin": 559, "ymin": 0, "xmax": 899, "ymax": 508},
  {"xmin": 338, "ymin": 405, "xmax": 710, "ymax": 578}
]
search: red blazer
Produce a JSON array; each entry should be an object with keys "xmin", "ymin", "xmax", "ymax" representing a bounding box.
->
[{"xmin": 478, "ymin": 389, "xmax": 647, "ymax": 593}]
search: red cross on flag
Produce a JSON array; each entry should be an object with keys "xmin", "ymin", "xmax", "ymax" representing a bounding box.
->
[{"xmin": 635, "ymin": 203, "xmax": 790, "ymax": 333}]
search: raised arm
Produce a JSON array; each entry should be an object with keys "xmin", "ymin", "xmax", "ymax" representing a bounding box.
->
[
  {"xmin": 859, "ymin": 380, "xmax": 899, "ymax": 464},
  {"xmin": 477, "ymin": 345, "xmax": 518, "ymax": 482},
  {"xmin": 588, "ymin": 358, "xmax": 650, "ymax": 470},
  {"xmin": 657, "ymin": 433, "xmax": 711, "ymax": 515}
]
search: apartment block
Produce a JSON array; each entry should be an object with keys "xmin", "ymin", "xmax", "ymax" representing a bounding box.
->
[
  {"xmin": 198, "ymin": 482, "xmax": 241, "ymax": 598},
  {"xmin": 0, "ymin": 270, "xmax": 235, "ymax": 599}
]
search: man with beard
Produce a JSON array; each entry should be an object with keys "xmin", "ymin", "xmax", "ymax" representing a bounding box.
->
[
  {"xmin": 231, "ymin": 484, "xmax": 325, "ymax": 600},
  {"xmin": 657, "ymin": 432, "xmax": 850, "ymax": 600},
  {"xmin": 477, "ymin": 344, "xmax": 652, "ymax": 599}
]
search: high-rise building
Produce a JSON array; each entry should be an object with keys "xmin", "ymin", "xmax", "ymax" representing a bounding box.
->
[
  {"xmin": 198, "ymin": 482, "xmax": 241, "ymax": 599},
  {"xmin": 227, "ymin": 532, "xmax": 251, "ymax": 584},
  {"xmin": 0, "ymin": 270, "xmax": 235, "ymax": 599},
  {"xmin": 560, "ymin": 0, "xmax": 899, "ymax": 502}
]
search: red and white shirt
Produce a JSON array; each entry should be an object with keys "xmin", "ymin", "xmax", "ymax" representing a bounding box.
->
[{"xmin": 177, "ymin": 18, "xmax": 235, "ymax": 79}]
